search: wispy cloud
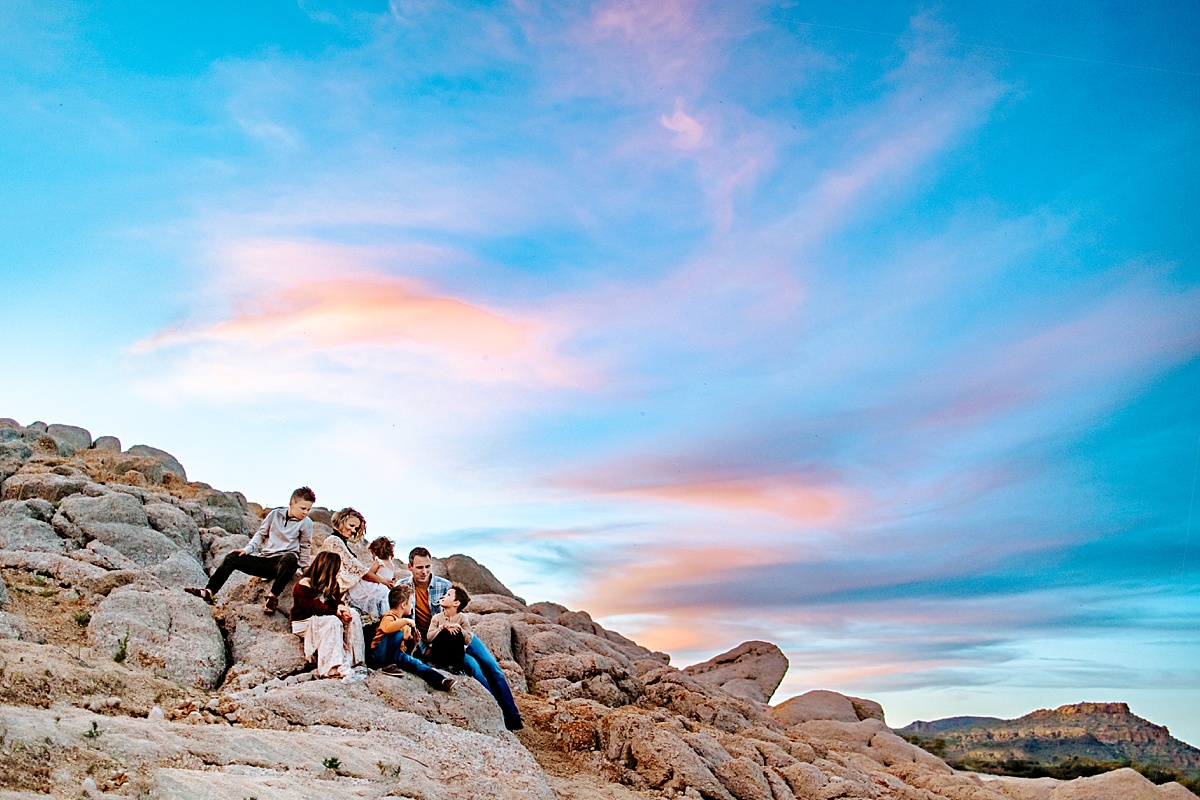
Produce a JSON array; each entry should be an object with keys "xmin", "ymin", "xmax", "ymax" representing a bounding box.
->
[{"xmin": 29, "ymin": 0, "xmax": 1193, "ymax": 741}]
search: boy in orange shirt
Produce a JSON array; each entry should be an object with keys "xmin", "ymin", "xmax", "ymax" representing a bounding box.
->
[{"xmin": 372, "ymin": 585, "xmax": 455, "ymax": 690}]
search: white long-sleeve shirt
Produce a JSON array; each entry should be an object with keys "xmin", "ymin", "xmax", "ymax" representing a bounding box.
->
[
  {"xmin": 242, "ymin": 508, "xmax": 313, "ymax": 569},
  {"xmin": 426, "ymin": 611, "xmax": 474, "ymax": 646}
]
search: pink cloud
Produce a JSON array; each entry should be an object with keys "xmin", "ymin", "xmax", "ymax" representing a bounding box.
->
[
  {"xmin": 585, "ymin": 542, "xmax": 787, "ymax": 618},
  {"xmin": 140, "ymin": 277, "xmax": 529, "ymax": 355},
  {"xmin": 574, "ymin": 469, "xmax": 849, "ymax": 523}
]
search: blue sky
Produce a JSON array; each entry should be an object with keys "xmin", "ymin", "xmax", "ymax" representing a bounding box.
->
[{"xmin": 2, "ymin": 0, "xmax": 1199, "ymax": 741}]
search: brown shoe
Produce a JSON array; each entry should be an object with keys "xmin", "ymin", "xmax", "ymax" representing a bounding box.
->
[
  {"xmin": 263, "ymin": 594, "xmax": 279, "ymax": 614},
  {"xmin": 185, "ymin": 587, "xmax": 214, "ymax": 604}
]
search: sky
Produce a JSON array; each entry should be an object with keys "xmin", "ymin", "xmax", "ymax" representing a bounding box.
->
[{"xmin": 2, "ymin": 0, "xmax": 1199, "ymax": 742}]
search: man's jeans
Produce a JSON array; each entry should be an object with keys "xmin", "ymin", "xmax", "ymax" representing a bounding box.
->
[
  {"xmin": 206, "ymin": 551, "xmax": 298, "ymax": 597},
  {"xmin": 371, "ymin": 631, "xmax": 446, "ymax": 686},
  {"xmin": 462, "ymin": 637, "xmax": 522, "ymax": 727}
]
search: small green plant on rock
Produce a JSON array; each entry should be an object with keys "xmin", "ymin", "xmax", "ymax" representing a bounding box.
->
[
  {"xmin": 113, "ymin": 629, "xmax": 130, "ymax": 663},
  {"xmin": 74, "ymin": 611, "xmax": 90, "ymax": 627},
  {"xmin": 83, "ymin": 721, "xmax": 101, "ymax": 740},
  {"xmin": 322, "ymin": 756, "xmax": 341, "ymax": 771},
  {"xmin": 377, "ymin": 761, "xmax": 402, "ymax": 776}
]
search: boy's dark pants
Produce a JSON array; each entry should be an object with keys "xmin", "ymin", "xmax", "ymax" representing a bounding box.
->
[
  {"xmin": 427, "ymin": 631, "xmax": 466, "ymax": 672},
  {"xmin": 206, "ymin": 552, "xmax": 298, "ymax": 597}
]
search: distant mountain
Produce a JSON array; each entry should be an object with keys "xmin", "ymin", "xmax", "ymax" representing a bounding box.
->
[{"xmin": 898, "ymin": 702, "xmax": 1200, "ymax": 784}]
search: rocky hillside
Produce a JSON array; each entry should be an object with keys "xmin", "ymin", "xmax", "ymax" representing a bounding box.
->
[
  {"xmin": 1, "ymin": 416, "xmax": 1196, "ymax": 800},
  {"xmin": 898, "ymin": 703, "xmax": 1200, "ymax": 781}
]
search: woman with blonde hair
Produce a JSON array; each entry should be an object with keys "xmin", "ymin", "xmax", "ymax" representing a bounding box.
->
[
  {"xmin": 290, "ymin": 550, "xmax": 365, "ymax": 679},
  {"xmin": 319, "ymin": 507, "xmax": 393, "ymax": 618}
]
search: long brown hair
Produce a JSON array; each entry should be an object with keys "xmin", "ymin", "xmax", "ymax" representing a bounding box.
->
[{"xmin": 305, "ymin": 551, "xmax": 341, "ymax": 599}]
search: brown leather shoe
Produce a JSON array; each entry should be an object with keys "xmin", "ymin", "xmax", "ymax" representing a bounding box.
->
[{"xmin": 185, "ymin": 587, "xmax": 214, "ymax": 604}]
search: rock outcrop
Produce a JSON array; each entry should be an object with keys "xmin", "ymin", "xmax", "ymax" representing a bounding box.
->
[
  {"xmin": 683, "ymin": 640, "xmax": 788, "ymax": 704},
  {"xmin": 0, "ymin": 416, "xmax": 1194, "ymax": 800}
]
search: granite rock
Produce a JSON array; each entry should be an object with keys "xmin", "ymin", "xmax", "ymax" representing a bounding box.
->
[
  {"xmin": 57, "ymin": 492, "xmax": 179, "ymax": 567},
  {"xmin": 770, "ymin": 689, "xmax": 861, "ymax": 726},
  {"xmin": 46, "ymin": 423, "xmax": 92, "ymax": 452},
  {"xmin": 125, "ymin": 444, "xmax": 188, "ymax": 480},
  {"xmin": 0, "ymin": 498, "xmax": 65, "ymax": 553},
  {"xmin": 683, "ymin": 641, "xmax": 789, "ymax": 704},
  {"xmin": 92, "ymin": 435, "xmax": 122, "ymax": 452},
  {"xmin": 87, "ymin": 585, "xmax": 227, "ymax": 689},
  {"xmin": 1, "ymin": 471, "xmax": 92, "ymax": 502}
]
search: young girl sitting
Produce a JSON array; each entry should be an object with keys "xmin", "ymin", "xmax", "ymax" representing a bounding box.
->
[
  {"xmin": 371, "ymin": 584, "xmax": 455, "ymax": 691},
  {"xmin": 290, "ymin": 551, "xmax": 365, "ymax": 679},
  {"xmin": 365, "ymin": 537, "xmax": 397, "ymax": 586},
  {"xmin": 425, "ymin": 583, "xmax": 473, "ymax": 674}
]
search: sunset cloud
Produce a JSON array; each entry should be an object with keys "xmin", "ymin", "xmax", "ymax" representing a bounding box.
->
[
  {"xmin": 139, "ymin": 278, "xmax": 529, "ymax": 355},
  {"xmin": 6, "ymin": 0, "xmax": 1198, "ymax": 743}
]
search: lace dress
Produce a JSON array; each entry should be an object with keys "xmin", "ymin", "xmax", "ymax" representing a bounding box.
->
[{"xmin": 319, "ymin": 535, "xmax": 390, "ymax": 618}]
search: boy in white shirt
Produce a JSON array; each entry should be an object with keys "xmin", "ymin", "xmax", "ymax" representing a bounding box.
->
[
  {"xmin": 426, "ymin": 583, "xmax": 473, "ymax": 673},
  {"xmin": 187, "ymin": 486, "xmax": 315, "ymax": 614}
]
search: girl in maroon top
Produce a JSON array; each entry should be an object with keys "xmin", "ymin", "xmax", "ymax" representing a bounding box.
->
[{"xmin": 290, "ymin": 551, "xmax": 365, "ymax": 678}]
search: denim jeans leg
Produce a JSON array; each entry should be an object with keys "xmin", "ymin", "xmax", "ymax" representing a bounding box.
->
[
  {"xmin": 459, "ymin": 652, "xmax": 489, "ymax": 688},
  {"xmin": 465, "ymin": 637, "xmax": 521, "ymax": 724},
  {"xmin": 394, "ymin": 651, "xmax": 446, "ymax": 685},
  {"xmin": 375, "ymin": 634, "xmax": 445, "ymax": 685}
]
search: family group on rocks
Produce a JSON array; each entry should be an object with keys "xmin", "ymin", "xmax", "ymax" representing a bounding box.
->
[
  {"xmin": 185, "ymin": 486, "xmax": 523, "ymax": 730},
  {"xmin": 1, "ymin": 417, "xmax": 1194, "ymax": 799}
]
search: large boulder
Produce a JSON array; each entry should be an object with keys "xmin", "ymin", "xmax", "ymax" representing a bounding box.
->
[
  {"xmin": 200, "ymin": 491, "xmax": 247, "ymax": 534},
  {"xmin": 596, "ymin": 706, "xmax": 738, "ymax": 799},
  {"xmin": 92, "ymin": 435, "xmax": 122, "ymax": 452},
  {"xmin": 125, "ymin": 444, "xmax": 187, "ymax": 481},
  {"xmin": 683, "ymin": 640, "xmax": 789, "ymax": 704},
  {"xmin": 217, "ymin": 577, "xmax": 308, "ymax": 689},
  {"xmin": 1, "ymin": 471, "xmax": 92, "ymax": 502},
  {"xmin": 639, "ymin": 663, "xmax": 774, "ymax": 733},
  {"xmin": 226, "ymin": 672, "xmax": 508, "ymax": 738},
  {"xmin": 442, "ymin": 553, "xmax": 518, "ymax": 599},
  {"xmin": 149, "ymin": 552, "xmax": 209, "ymax": 587},
  {"xmin": 770, "ymin": 689, "xmax": 861, "ymax": 726},
  {"xmin": 0, "ymin": 498, "xmax": 65, "ymax": 553},
  {"xmin": 46, "ymin": 423, "xmax": 92, "ymax": 452},
  {"xmin": 56, "ymin": 492, "xmax": 178, "ymax": 567},
  {"xmin": 87, "ymin": 585, "xmax": 227, "ymax": 689},
  {"xmin": 144, "ymin": 501, "xmax": 202, "ymax": 556},
  {"xmin": 512, "ymin": 617, "xmax": 644, "ymax": 707}
]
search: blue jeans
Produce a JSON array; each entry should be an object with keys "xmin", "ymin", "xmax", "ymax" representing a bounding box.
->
[
  {"xmin": 464, "ymin": 637, "xmax": 522, "ymax": 727},
  {"xmin": 372, "ymin": 632, "xmax": 446, "ymax": 686},
  {"xmin": 418, "ymin": 636, "xmax": 522, "ymax": 727}
]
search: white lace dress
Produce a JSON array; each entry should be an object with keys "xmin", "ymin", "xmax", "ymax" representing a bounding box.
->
[{"xmin": 320, "ymin": 535, "xmax": 391, "ymax": 618}]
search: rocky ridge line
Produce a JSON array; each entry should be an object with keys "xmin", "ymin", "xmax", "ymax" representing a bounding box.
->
[{"xmin": 0, "ymin": 417, "xmax": 1194, "ymax": 800}]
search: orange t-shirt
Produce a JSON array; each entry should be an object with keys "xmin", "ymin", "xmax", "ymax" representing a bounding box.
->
[{"xmin": 414, "ymin": 586, "xmax": 432, "ymax": 638}]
